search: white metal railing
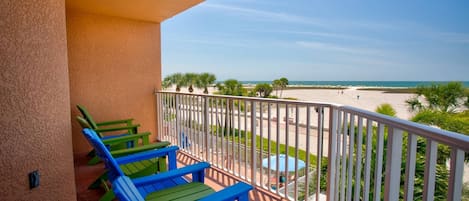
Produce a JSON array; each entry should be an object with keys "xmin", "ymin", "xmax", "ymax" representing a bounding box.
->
[{"xmin": 156, "ymin": 91, "xmax": 469, "ymax": 201}]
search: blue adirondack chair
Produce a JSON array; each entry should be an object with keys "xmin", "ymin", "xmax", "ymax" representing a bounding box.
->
[
  {"xmin": 78, "ymin": 118, "xmax": 172, "ymax": 201},
  {"xmin": 82, "ymin": 128, "xmax": 253, "ymax": 201}
]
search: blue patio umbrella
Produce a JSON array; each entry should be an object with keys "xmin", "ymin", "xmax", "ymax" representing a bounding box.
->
[{"xmin": 262, "ymin": 154, "xmax": 306, "ymax": 172}]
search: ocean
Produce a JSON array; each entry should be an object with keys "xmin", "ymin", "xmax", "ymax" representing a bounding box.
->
[{"xmin": 239, "ymin": 81, "xmax": 469, "ymax": 88}]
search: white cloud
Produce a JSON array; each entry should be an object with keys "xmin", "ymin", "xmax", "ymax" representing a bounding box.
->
[
  {"xmin": 201, "ymin": 3, "xmax": 329, "ymax": 27},
  {"xmin": 435, "ymin": 32, "xmax": 469, "ymax": 44},
  {"xmin": 168, "ymin": 38, "xmax": 252, "ymax": 48},
  {"xmin": 295, "ymin": 41, "xmax": 384, "ymax": 56},
  {"xmin": 200, "ymin": 2, "xmax": 403, "ymax": 32},
  {"xmin": 243, "ymin": 29, "xmax": 392, "ymax": 46}
]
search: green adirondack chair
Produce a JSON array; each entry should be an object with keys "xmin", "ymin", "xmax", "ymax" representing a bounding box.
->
[
  {"xmin": 77, "ymin": 116, "xmax": 171, "ymax": 201},
  {"xmin": 77, "ymin": 116, "xmax": 166, "ymax": 164},
  {"xmin": 76, "ymin": 116, "xmax": 139, "ymax": 165},
  {"xmin": 77, "ymin": 104, "xmax": 140, "ymax": 161},
  {"xmin": 77, "ymin": 104, "xmax": 139, "ymax": 136}
]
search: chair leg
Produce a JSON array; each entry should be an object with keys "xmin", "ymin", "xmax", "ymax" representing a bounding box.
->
[
  {"xmin": 88, "ymin": 172, "xmax": 108, "ymax": 189},
  {"xmin": 98, "ymin": 176, "xmax": 115, "ymax": 201},
  {"xmin": 98, "ymin": 188, "xmax": 115, "ymax": 201},
  {"xmin": 158, "ymin": 157, "xmax": 167, "ymax": 172},
  {"xmin": 88, "ymin": 156, "xmax": 101, "ymax": 165},
  {"xmin": 87, "ymin": 149, "xmax": 96, "ymax": 157}
]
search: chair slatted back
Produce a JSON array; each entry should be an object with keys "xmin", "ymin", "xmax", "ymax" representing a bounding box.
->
[
  {"xmin": 113, "ymin": 176, "xmax": 145, "ymax": 201},
  {"xmin": 77, "ymin": 105, "xmax": 99, "ymax": 130},
  {"xmin": 82, "ymin": 128, "xmax": 125, "ymax": 180},
  {"xmin": 76, "ymin": 116, "xmax": 105, "ymax": 138}
]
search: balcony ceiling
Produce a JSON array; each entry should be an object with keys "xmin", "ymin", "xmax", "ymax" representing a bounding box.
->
[{"xmin": 66, "ymin": 0, "xmax": 204, "ymax": 22}]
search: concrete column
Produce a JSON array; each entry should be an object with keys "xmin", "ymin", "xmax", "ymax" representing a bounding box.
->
[{"xmin": 0, "ymin": 0, "xmax": 76, "ymax": 200}]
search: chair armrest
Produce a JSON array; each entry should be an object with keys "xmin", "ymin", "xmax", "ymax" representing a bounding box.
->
[
  {"xmin": 198, "ymin": 182, "xmax": 253, "ymax": 201},
  {"xmin": 95, "ymin": 124, "xmax": 140, "ymax": 133},
  {"xmin": 101, "ymin": 133, "xmax": 128, "ymax": 140},
  {"xmin": 111, "ymin": 141, "xmax": 170, "ymax": 158},
  {"xmin": 132, "ymin": 162, "xmax": 210, "ymax": 187},
  {"xmin": 101, "ymin": 132, "xmax": 150, "ymax": 145},
  {"xmin": 96, "ymin": 118, "xmax": 134, "ymax": 126},
  {"xmin": 115, "ymin": 146, "xmax": 179, "ymax": 168}
]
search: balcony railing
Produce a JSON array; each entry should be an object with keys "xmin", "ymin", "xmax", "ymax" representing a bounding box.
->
[{"xmin": 155, "ymin": 91, "xmax": 469, "ymax": 201}]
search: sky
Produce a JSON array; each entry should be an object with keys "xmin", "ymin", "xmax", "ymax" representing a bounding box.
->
[{"xmin": 161, "ymin": 0, "xmax": 469, "ymax": 81}]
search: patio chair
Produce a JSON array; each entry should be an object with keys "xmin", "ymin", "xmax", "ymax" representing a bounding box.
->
[
  {"xmin": 80, "ymin": 126, "xmax": 171, "ymax": 201},
  {"xmin": 76, "ymin": 116, "xmax": 160, "ymax": 165},
  {"xmin": 82, "ymin": 128, "xmax": 253, "ymax": 201},
  {"xmin": 77, "ymin": 104, "xmax": 140, "ymax": 160},
  {"xmin": 77, "ymin": 104, "xmax": 139, "ymax": 136}
]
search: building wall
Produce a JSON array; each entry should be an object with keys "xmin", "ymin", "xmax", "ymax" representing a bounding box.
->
[
  {"xmin": 67, "ymin": 10, "xmax": 162, "ymax": 153},
  {"xmin": 0, "ymin": 1, "xmax": 76, "ymax": 200}
]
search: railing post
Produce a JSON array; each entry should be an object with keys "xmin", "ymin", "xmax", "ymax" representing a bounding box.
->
[
  {"xmin": 423, "ymin": 139, "xmax": 438, "ymax": 201},
  {"xmin": 316, "ymin": 106, "xmax": 324, "ymax": 201},
  {"xmin": 373, "ymin": 124, "xmax": 385, "ymax": 201},
  {"xmin": 354, "ymin": 117, "xmax": 364, "ymax": 201},
  {"xmin": 404, "ymin": 134, "xmax": 417, "ymax": 201},
  {"xmin": 384, "ymin": 127, "xmax": 403, "ymax": 201},
  {"xmin": 250, "ymin": 101, "xmax": 257, "ymax": 185},
  {"xmin": 447, "ymin": 148, "xmax": 464, "ymax": 201},
  {"xmin": 327, "ymin": 107, "xmax": 338, "ymax": 201},
  {"xmin": 204, "ymin": 96, "xmax": 209, "ymax": 161},
  {"xmin": 156, "ymin": 92, "xmax": 161, "ymax": 141},
  {"xmin": 175, "ymin": 94, "xmax": 181, "ymax": 148},
  {"xmin": 363, "ymin": 119, "xmax": 373, "ymax": 201}
]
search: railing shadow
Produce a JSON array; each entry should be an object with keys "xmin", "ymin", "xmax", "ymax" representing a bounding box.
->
[{"xmin": 177, "ymin": 151, "xmax": 287, "ymax": 201}]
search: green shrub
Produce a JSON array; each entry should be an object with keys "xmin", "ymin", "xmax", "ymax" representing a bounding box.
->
[{"xmin": 375, "ymin": 103, "xmax": 397, "ymax": 117}]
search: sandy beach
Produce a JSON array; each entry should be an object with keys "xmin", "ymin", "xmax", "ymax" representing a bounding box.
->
[
  {"xmin": 167, "ymin": 86, "xmax": 416, "ymax": 120},
  {"xmin": 281, "ymin": 87, "xmax": 415, "ymax": 120}
]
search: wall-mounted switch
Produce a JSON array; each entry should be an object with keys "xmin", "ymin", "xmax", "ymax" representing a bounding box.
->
[{"xmin": 29, "ymin": 170, "xmax": 40, "ymax": 189}]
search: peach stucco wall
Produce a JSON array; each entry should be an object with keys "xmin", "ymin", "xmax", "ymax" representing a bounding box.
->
[
  {"xmin": 0, "ymin": 1, "xmax": 76, "ymax": 200},
  {"xmin": 67, "ymin": 10, "xmax": 162, "ymax": 153}
]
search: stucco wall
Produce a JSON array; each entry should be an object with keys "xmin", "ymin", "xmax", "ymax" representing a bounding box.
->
[
  {"xmin": 67, "ymin": 10, "xmax": 161, "ymax": 153},
  {"xmin": 0, "ymin": 1, "xmax": 76, "ymax": 200}
]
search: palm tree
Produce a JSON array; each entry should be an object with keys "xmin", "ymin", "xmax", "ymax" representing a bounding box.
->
[
  {"xmin": 164, "ymin": 73, "xmax": 186, "ymax": 92},
  {"xmin": 272, "ymin": 79, "xmax": 281, "ymax": 97},
  {"xmin": 405, "ymin": 97, "xmax": 423, "ymax": 112},
  {"xmin": 184, "ymin": 73, "xmax": 198, "ymax": 93},
  {"xmin": 216, "ymin": 79, "xmax": 245, "ymax": 134},
  {"xmin": 406, "ymin": 81, "xmax": 465, "ymax": 113},
  {"xmin": 162, "ymin": 77, "xmax": 171, "ymax": 90},
  {"xmin": 217, "ymin": 79, "xmax": 245, "ymax": 96},
  {"xmin": 196, "ymin": 73, "xmax": 216, "ymax": 94},
  {"xmin": 254, "ymin": 83, "xmax": 273, "ymax": 98},
  {"xmin": 279, "ymin": 77, "xmax": 289, "ymax": 98}
]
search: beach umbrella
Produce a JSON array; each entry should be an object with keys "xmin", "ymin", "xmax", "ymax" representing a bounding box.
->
[{"xmin": 262, "ymin": 154, "xmax": 306, "ymax": 172}]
